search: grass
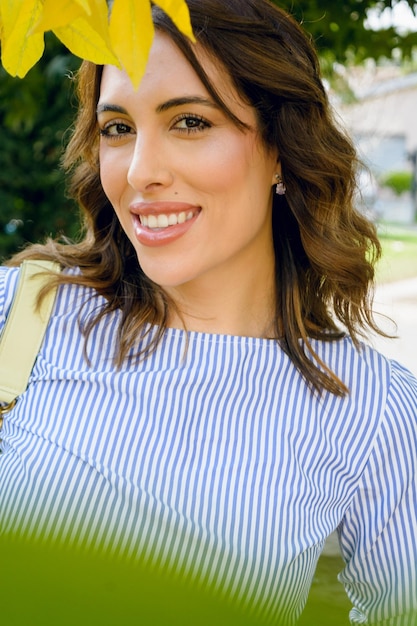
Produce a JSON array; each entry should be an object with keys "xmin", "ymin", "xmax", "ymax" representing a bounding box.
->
[
  {"xmin": 376, "ymin": 222, "xmax": 417, "ymax": 284},
  {"xmin": 300, "ymin": 554, "xmax": 351, "ymax": 625}
]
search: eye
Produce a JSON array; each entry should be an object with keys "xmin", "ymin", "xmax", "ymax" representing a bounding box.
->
[
  {"xmin": 172, "ymin": 114, "xmax": 211, "ymax": 134},
  {"xmin": 99, "ymin": 120, "xmax": 135, "ymax": 140}
]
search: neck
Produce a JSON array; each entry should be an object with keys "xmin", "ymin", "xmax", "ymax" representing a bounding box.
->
[{"xmin": 164, "ymin": 262, "xmax": 277, "ymax": 339}]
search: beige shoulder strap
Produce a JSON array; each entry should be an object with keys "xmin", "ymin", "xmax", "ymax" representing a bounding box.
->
[{"xmin": 0, "ymin": 260, "xmax": 60, "ymax": 409}]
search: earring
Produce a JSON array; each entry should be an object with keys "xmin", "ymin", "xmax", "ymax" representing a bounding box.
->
[{"xmin": 275, "ymin": 174, "xmax": 286, "ymax": 195}]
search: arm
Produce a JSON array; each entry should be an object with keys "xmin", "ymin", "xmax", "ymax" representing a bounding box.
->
[{"xmin": 338, "ymin": 361, "xmax": 417, "ymax": 625}]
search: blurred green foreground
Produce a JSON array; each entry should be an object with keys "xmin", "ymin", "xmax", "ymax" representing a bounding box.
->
[{"xmin": 0, "ymin": 533, "xmax": 352, "ymax": 626}]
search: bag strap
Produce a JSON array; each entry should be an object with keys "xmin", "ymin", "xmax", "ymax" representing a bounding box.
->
[{"xmin": 0, "ymin": 260, "xmax": 60, "ymax": 414}]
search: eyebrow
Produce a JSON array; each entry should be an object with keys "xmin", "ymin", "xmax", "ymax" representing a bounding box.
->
[
  {"xmin": 96, "ymin": 96, "xmax": 218, "ymax": 117},
  {"xmin": 96, "ymin": 103, "xmax": 128, "ymax": 115},
  {"xmin": 155, "ymin": 96, "xmax": 219, "ymax": 113}
]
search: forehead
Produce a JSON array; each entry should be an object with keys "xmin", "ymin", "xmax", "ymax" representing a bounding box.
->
[
  {"xmin": 100, "ymin": 34, "xmax": 202, "ymax": 98},
  {"xmin": 98, "ymin": 32, "xmax": 253, "ymax": 123}
]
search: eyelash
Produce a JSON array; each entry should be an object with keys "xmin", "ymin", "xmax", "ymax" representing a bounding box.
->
[
  {"xmin": 171, "ymin": 114, "xmax": 212, "ymax": 134},
  {"xmin": 99, "ymin": 120, "xmax": 133, "ymax": 140}
]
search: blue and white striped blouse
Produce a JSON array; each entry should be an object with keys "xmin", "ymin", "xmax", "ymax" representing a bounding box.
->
[{"xmin": 1, "ymin": 265, "xmax": 416, "ymax": 625}]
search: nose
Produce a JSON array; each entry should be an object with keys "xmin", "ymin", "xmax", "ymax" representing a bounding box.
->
[{"xmin": 127, "ymin": 131, "xmax": 173, "ymax": 192}]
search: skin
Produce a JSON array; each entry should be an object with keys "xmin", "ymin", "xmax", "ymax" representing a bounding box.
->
[{"xmin": 97, "ymin": 33, "xmax": 280, "ymax": 337}]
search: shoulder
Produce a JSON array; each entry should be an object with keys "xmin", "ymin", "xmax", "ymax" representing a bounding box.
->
[
  {"xmin": 314, "ymin": 334, "xmax": 415, "ymax": 389},
  {"xmin": 351, "ymin": 339, "xmax": 416, "ymax": 418},
  {"xmin": 315, "ymin": 335, "xmax": 417, "ymax": 431},
  {"xmin": 52, "ymin": 267, "xmax": 107, "ymax": 318},
  {"xmin": 0, "ymin": 264, "xmax": 103, "ymax": 334},
  {"xmin": 382, "ymin": 357, "xmax": 417, "ymax": 461}
]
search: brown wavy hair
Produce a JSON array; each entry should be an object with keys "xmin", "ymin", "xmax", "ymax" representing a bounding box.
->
[{"xmin": 9, "ymin": 0, "xmax": 384, "ymax": 395}]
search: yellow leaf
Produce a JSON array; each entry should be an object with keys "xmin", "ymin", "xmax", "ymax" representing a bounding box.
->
[
  {"xmin": 53, "ymin": 14, "xmax": 119, "ymax": 66},
  {"xmin": 0, "ymin": 0, "xmax": 23, "ymax": 36},
  {"xmin": 33, "ymin": 0, "xmax": 110, "ymax": 41},
  {"xmin": 33, "ymin": 0, "xmax": 85, "ymax": 33},
  {"xmin": 0, "ymin": 0, "xmax": 44, "ymax": 77},
  {"xmin": 83, "ymin": 0, "xmax": 113, "ymax": 48},
  {"xmin": 109, "ymin": 0, "xmax": 154, "ymax": 89},
  {"xmin": 153, "ymin": 0, "xmax": 195, "ymax": 41},
  {"xmin": 75, "ymin": 0, "xmax": 93, "ymax": 14}
]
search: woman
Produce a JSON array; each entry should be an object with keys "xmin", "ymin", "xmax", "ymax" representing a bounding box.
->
[{"xmin": 1, "ymin": 1, "xmax": 416, "ymax": 624}]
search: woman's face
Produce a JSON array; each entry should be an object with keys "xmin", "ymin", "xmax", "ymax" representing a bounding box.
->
[{"xmin": 97, "ymin": 33, "xmax": 278, "ymax": 294}]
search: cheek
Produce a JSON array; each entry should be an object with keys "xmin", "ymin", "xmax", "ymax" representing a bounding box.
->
[
  {"xmin": 99, "ymin": 147, "xmax": 127, "ymax": 206},
  {"xmin": 196, "ymin": 136, "xmax": 271, "ymax": 197},
  {"xmin": 191, "ymin": 136, "xmax": 253, "ymax": 192}
]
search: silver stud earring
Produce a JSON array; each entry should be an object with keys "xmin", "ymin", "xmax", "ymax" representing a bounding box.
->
[{"xmin": 275, "ymin": 174, "xmax": 286, "ymax": 195}]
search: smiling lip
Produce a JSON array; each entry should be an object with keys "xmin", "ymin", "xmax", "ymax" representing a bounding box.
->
[{"xmin": 130, "ymin": 202, "xmax": 201, "ymax": 247}]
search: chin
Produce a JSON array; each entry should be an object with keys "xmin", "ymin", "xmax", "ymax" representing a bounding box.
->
[{"xmin": 137, "ymin": 260, "xmax": 193, "ymax": 291}]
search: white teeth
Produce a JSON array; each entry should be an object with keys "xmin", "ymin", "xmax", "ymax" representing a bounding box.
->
[
  {"xmin": 147, "ymin": 214, "xmax": 158, "ymax": 229},
  {"xmin": 140, "ymin": 211, "xmax": 196, "ymax": 229},
  {"xmin": 158, "ymin": 214, "xmax": 169, "ymax": 228}
]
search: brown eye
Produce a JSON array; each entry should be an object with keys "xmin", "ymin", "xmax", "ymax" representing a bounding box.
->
[
  {"xmin": 172, "ymin": 114, "xmax": 211, "ymax": 133},
  {"xmin": 100, "ymin": 121, "xmax": 135, "ymax": 138}
]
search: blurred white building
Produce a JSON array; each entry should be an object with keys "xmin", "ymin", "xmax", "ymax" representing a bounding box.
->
[{"xmin": 337, "ymin": 70, "xmax": 417, "ymax": 223}]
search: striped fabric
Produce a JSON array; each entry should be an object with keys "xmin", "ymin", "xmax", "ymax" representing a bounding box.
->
[{"xmin": 1, "ymin": 265, "xmax": 416, "ymax": 625}]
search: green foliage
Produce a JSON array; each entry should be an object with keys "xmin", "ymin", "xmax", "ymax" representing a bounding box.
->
[
  {"xmin": 274, "ymin": 0, "xmax": 417, "ymax": 64},
  {"xmin": 381, "ymin": 170, "xmax": 413, "ymax": 195},
  {"xmin": 1, "ymin": 535, "xmax": 259, "ymax": 626},
  {"xmin": 0, "ymin": 34, "xmax": 81, "ymax": 261}
]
